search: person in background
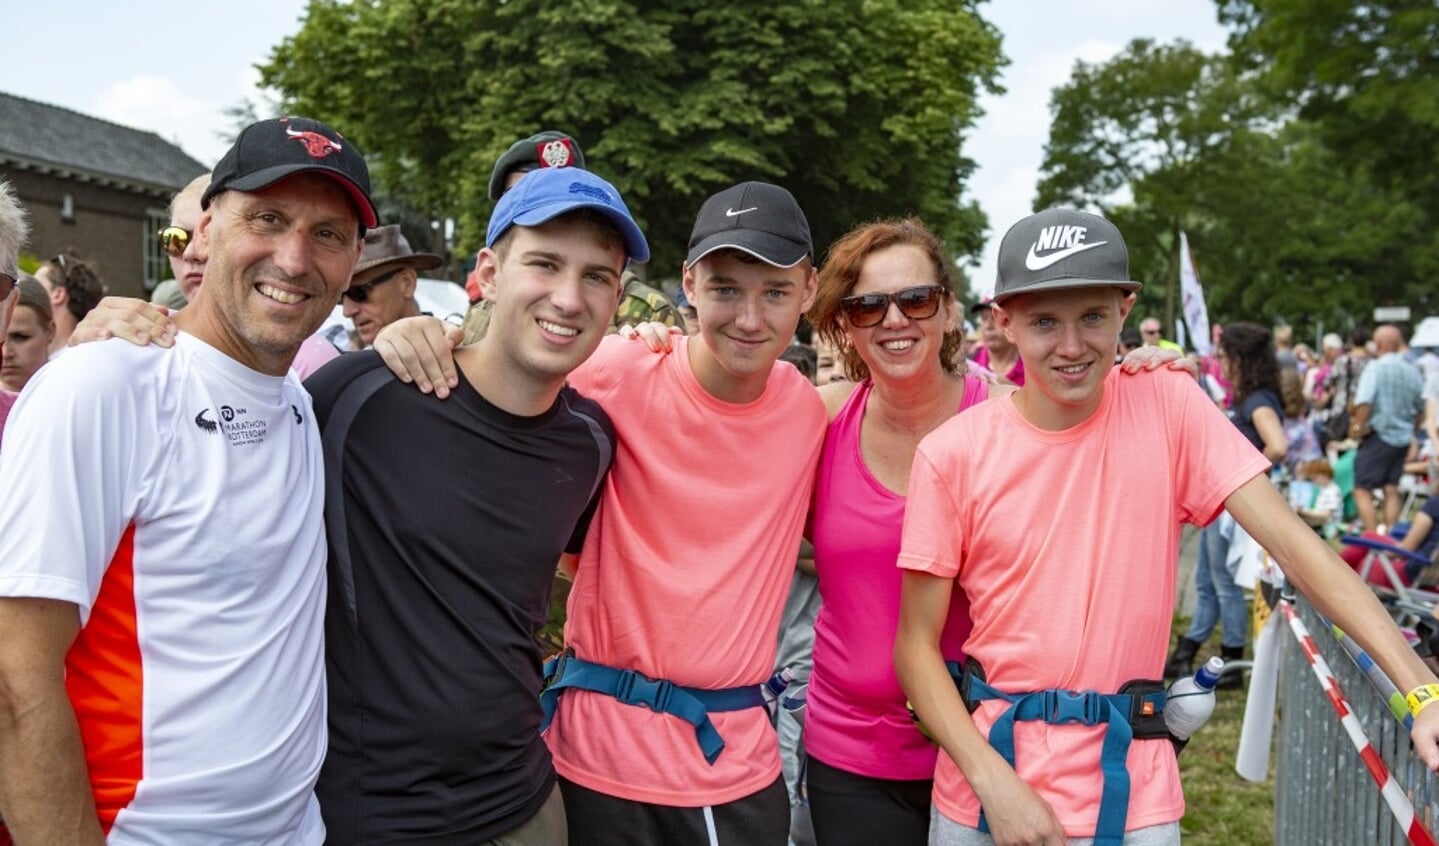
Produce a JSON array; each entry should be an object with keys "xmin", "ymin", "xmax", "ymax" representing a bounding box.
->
[
  {"xmin": 1280, "ymin": 367, "xmax": 1321, "ymax": 472},
  {"xmin": 0, "ymin": 179, "xmax": 29, "ymax": 444},
  {"xmin": 34, "ymin": 251, "xmax": 103, "ymax": 356},
  {"xmin": 1349, "ymin": 324, "xmax": 1425, "ymax": 534},
  {"xmin": 1140, "ymin": 316, "xmax": 1183, "ymax": 352},
  {"xmin": 1, "ymin": 279, "xmax": 54, "ymax": 394},
  {"xmin": 341, "ymin": 224, "xmax": 443, "ymax": 349},
  {"xmin": 1292, "ymin": 458, "xmax": 1344, "ymax": 535},
  {"xmin": 1168, "ymin": 322, "xmax": 1287, "ymax": 685},
  {"xmin": 969, "ymin": 298, "xmax": 1023, "ymax": 385},
  {"xmin": 159, "ymin": 174, "xmax": 211, "ymax": 303}
]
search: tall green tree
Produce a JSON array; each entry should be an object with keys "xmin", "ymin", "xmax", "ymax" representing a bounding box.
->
[
  {"xmin": 1035, "ymin": 37, "xmax": 1432, "ymax": 339},
  {"xmin": 260, "ymin": 0, "xmax": 1004, "ymax": 274}
]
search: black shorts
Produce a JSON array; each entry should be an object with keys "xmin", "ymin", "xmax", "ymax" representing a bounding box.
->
[
  {"xmin": 1354, "ymin": 436, "xmax": 1410, "ymax": 488},
  {"xmin": 805, "ymin": 754, "xmax": 931, "ymax": 846},
  {"xmin": 559, "ymin": 774, "xmax": 788, "ymax": 846}
]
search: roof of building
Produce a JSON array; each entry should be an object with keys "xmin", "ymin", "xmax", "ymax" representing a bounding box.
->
[{"xmin": 0, "ymin": 91, "xmax": 207, "ymax": 193}]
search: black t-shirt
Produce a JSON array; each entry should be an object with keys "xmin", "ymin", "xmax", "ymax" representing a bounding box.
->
[
  {"xmin": 1228, "ymin": 389, "xmax": 1283, "ymax": 456},
  {"xmin": 305, "ymin": 352, "xmax": 614, "ymax": 844}
]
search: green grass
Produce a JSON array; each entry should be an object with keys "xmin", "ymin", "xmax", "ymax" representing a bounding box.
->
[{"xmin": 1176, "ymin": 629, "xmax": 1275, "ymax": 845}]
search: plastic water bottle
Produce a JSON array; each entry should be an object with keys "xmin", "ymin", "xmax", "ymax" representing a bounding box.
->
[
  {"xmin": 761, "ymin": 667, "xmax": 794, "ymax": 721},
  {"xmin": 1165, "ymin": 656, "xmax": 1224, "ymax": 741}
]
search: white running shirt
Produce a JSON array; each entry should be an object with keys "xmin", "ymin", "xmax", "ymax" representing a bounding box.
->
[{"xmin": 0, "ymin": 333, "xmax": 327, "ymax": 845}]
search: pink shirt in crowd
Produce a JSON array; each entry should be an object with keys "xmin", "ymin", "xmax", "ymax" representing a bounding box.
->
[
  {"xmin": 0, "ymin": 390, "xmax": 13, "ymax": 451},
  {"xmin": 291, "ymin": 333, "xmax": 340, "ymax": 380},
  {"xmin": 805, "ymin": 376, "xmax": 985, "ymax": 780},
  {"xmin": 972, "ymin": 345, "xmax": 1024, "ymax": 386},
  {"xmin": 548, "ymin": 335, "xmax": 827, "ymax": 806},
  {"xmin": 898, "ymin": 368, "xmax": 1269, "ymax": 838}
]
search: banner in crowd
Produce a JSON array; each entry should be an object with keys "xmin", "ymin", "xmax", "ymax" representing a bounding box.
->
[{"xmin": 1179, "ymin": 231, "xmax": 1212, "ymax": 356}]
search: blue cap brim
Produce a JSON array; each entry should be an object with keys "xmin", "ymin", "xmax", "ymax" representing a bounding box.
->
[{"xmin": 503, "ymin": 199, "xmax": 649, "ymax": 264}]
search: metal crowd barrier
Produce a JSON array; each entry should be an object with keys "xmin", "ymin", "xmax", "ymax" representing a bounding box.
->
[{"xmin": 1275, "ymin": 595, "xmax": 1439, "ymax": 845}]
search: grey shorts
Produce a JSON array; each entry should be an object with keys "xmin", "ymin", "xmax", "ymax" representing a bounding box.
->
[
  {"xmin": 485, "ymin": 784, "xmax": 567, "ymax": 846},
  {"xmin": 928, "ymin": 809, "xmax": 1180, "ymax": 846}
]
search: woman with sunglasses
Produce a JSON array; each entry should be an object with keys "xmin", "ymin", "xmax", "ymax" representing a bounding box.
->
[{"xmin": 801, "ymin": 217, "xmax": 995, "ymax": 846}]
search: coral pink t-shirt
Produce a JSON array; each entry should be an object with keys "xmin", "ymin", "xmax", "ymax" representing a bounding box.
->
[
  {"xmin": 898, "ymin": 368, "xmax": 1269, "ymax": 837},
  {"xmin": 806, "ymin": 377, "xmax": 984, "ymax": 780},
  {"xmin": 548, "ymin": 335, "xmax": 827, "ymax": 806}
]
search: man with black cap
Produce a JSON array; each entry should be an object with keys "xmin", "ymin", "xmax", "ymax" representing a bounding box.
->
[
  {"xmin": 0, "ymin": 116, "xmax": 374, "ymax": 843},
  {"xmin": 341, "ymin": 224, "xmax": 443, "ymax": 347},
  {"xmin": 461, "ymin": 130, "xmax": 680, "ymax": 342},
  {"xmin": 895, "ymin": 208, "xmax": 1439, "ymax": 846},
  {"xmin": 371, "ymin": 178, "xmax": 825, "ymax": 845}
]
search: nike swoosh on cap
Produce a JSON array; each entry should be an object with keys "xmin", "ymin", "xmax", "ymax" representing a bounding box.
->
[
  {"xmin": 725, "ymin": 207, "xmax": 758, "ymax": 217},
  {"xmin": 1024, "ymin": 240, "xmax": 1108, "ymax": 271}
]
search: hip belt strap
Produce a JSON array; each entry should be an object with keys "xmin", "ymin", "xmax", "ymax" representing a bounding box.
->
[
  {"xmin": 954, "ymin": 662, "xmax": 1167, "ymax": 846},
  {"xmin": 540, "ymin": 650, "xmax": 764, "ymax": 765}
]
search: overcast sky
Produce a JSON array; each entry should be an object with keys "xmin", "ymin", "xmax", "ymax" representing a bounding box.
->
[{"xmin": 6, "ymin": 1, "xmax": 1226, "ymax": 294}]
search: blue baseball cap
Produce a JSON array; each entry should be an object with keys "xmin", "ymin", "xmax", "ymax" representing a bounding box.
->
[{"xmin": 486, "ymin": 167, "xmax": 649, "ymax": 263}]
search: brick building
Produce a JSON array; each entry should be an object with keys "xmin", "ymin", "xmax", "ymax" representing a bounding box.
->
[{"xmin": 0, "ymin": 91, "xmax": 207, "ymax": 299}]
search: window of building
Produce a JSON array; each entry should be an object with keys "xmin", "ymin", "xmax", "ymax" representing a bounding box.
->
[{"xmin": 142, "ymin": 208, "xmax": 169, "ymax": 293}]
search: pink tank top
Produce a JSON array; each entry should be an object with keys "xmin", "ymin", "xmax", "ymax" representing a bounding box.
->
[{"xmin": 804, "ymin": 376, "xmax": 985, "ymax": 780}]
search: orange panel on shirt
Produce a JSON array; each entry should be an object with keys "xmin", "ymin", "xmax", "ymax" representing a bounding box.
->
[{"xmin": 66, "ymin": 522, "xmax": 143, "ymax": 834}]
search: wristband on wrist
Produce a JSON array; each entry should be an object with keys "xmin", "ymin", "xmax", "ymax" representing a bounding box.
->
[{"xmin": 1406, "ymin": 683, "xmax": 1439, "ymax": 715}]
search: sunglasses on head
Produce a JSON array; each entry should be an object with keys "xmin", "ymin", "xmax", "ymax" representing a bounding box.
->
[
  {"xmin": 838, "ymin": 285, "xmax": 946, "ymax": 328},
  {"xmin": 340, "ymin": 268, "xmax": 403, "ymax": 304},
  {"xmin": 157, "ymin": 226, "xmax": 192, "ymax": 258}
]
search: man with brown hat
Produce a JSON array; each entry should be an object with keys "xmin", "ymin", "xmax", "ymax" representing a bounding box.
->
[{"xmin": 343, "ymin": 224, "xmax": 443, "ymax": 348}]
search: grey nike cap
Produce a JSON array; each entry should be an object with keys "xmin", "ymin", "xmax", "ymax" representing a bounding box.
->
[{"xmin": 993, "ymin": 208, "xmax": 1141, "ymax": 303}]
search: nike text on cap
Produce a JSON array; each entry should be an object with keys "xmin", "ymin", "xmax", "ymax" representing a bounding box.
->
[
  {"xmin": 685, "ymin": 181, "xmax": 813, "ymax": 269},
  {"xmin": 485, "ymin": 166, "xmax": 650, "ymax": 263},
  {"xmin": 203, "ymin": 117, "xmax": 379, "ymax": 231},
  {"xmin": 992, "ymin": 208, "xmax": 1141, "ymax": 303}
]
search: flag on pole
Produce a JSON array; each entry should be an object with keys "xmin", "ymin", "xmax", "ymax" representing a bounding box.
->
[{"xmin": 1179, "ymin": 231, "xmax": 1212, "ymax": 356}]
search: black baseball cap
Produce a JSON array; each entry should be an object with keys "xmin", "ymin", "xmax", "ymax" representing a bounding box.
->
[
  {"xmin": 993, "ymin": 208, "xmax": 1140, "ymax": 303},
  {"xmin": 487, "ymin": 131, "xmax": 587, "ymax": 201},
  {"xmin": 202, "ymin": 117, "xmax": 378, "ymax": 230},
  {"xmin": 685, "ymin": 182, "xmax": 812, "ymax": 269}
]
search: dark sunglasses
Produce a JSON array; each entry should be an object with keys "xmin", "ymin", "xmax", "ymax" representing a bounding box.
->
[
  {"xmin": 157, "ymin": 226, "xmax": 193, "ymax": 258},
  {"xmin": 0, "ymin": 271, "xmax": 15, "ymax": 301},
  {"xmin": 341, "ymin": 268, "xmax": 403, "ymax": 304},
  {"xmin": 838, "ymin": 285, "xmax": 946, "ymax": 328}
]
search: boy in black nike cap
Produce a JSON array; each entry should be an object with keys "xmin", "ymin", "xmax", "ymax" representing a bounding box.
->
[{"xmin": 895, "ymin": 208, "xmax": 1439, "ymax": 846}]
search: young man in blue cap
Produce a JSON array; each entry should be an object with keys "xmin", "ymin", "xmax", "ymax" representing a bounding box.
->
[{"xmin": 307, "ymin": 165, "xmax": 646, "ymax": 844}]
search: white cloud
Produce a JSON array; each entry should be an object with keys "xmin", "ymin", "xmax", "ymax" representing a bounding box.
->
[{"xmin": 91, "ymin": 75, "xmax": 228, "ymax": 166}]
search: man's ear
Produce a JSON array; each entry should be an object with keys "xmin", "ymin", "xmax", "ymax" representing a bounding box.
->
[
  {"xmin": 993, "ymin": 302, "xmax": 1015, "ymax": 343},
  {"xmin": 1118, "ymin": 291, "xmax": 1137, "ymax": 322},
  {"xmin": 681, "ymin": 263, "xmax": 698, "ymax": 305},
  {"xmin": 476, "ymin": 248, "xmax": 501, "ymax": 303},
  {"xmin": 194, "ymin": 206, "xmax": 216, "ymax": 265},
  {"xmin": 798, "ymin": 265, "xmax": 820, "ymax": 313},
  {"xmin": 400, "ymin": 268, "xmax": 419, "ymax": 298}
]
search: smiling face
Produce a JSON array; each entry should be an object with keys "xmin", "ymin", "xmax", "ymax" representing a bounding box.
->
[
  {"xmin": 178, "ymin": 173, "xmax": 362, "ymax": 375},
  {"xmin": 841, "ymin": 244, "xmax": 956, "ymax": 386},
  {"xmin": 682, "ymin": 249, "xmax": 817, "ymax": 403},
  {"xmin": 477, "ymin": 215, "xmax": 625, "ymax": 389},
  {"xmin": 994, "ymin": 286, "xmax": 1134, "ymax": 430}
]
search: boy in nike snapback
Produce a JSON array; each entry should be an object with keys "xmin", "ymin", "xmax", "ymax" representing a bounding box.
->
[{"xmin": 895, "ymin": 208, "xmax": 1439, "ymax": 846}]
